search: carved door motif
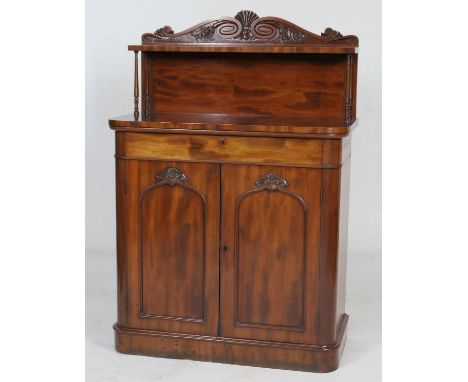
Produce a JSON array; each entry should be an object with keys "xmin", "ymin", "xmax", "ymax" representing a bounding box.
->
[
  {"xmin": 125, "ymin": 161, "xmax": 220, "ymax": 335},
  {"xmin": 220, "ymin": 164, "xmax": 321, "ymax": 344}
]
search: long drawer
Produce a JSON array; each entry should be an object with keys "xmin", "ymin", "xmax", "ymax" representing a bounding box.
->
[{"xmin": 116, "ymin": 132, "xmax": 343, "ymax": 168}]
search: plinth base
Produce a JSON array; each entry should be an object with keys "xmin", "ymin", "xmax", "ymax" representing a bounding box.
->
[{"xmin": 114, "ymin": 314, "xmax": 348, "ymax": 373}]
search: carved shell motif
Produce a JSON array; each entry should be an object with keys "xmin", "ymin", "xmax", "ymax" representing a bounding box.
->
[
  {"xmin": 156, "ymin": 168, "xmax": 188, "ymax": 186},
  {"xmin": 235, "ymin": 10, "xmax": 259, "ymax": 26},
  {"xmin": 255, "ymin": 173, "xmax": 288, "ymax": 192},
  {"xmin": 235, "ymin": 10, "xmax": 259, "ymax": 40}
]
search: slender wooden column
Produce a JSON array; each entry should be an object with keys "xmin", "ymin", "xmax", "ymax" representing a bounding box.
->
[
  {"xmin": 345, "ymin": 54, "xmax": 353, "ymax": 124},
  {"xmin": 133, "ymin": 50, "xmax": 139, "ymax": 120},
  {"xmin": 144, "ymin": 55, "xmax": 150, "ymax": 118}
]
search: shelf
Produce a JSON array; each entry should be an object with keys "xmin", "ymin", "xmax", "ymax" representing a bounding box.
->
[{"xmin": 109, "ymin": 112, "xmax": 357, "ymax": 138}]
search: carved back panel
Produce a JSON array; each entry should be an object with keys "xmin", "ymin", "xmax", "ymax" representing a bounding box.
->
[{"xmin": 142, "ymin": 10, "xmax": 358, "ymax": 47}]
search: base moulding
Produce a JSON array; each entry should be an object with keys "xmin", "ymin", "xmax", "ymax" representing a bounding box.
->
[{"xmin": 114, "ymin": 314, "xmax": 348, "ymax": 373}]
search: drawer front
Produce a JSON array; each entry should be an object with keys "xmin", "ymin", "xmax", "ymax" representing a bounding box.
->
[{"xmin": 117, "ymin": 132, "xmax": 335, "ymax": 168}]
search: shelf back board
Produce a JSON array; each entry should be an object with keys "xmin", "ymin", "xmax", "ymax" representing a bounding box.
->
[{"xmin": 146, "ymin": 53, "xmax": 348, "ymax": 118}]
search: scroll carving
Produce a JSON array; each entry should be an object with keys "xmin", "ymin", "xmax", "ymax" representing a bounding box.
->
[
  {"xmin": 142, "ymin": 10, "xmax": 358, "ymax": 46},
  {"xmin": 255, "ymin": 173, "xmax": 288, "ymax": 192},
  {"xmin": 278, "ymin": 25, "xmax": 305, "ymax": 42},
  {"xmin": 190, "ymin": 26, "xmax": 216, "ymax": 42},
  {"xmin": 156, "ymin": 168, "xmax": 188, "ymax": 186},
  {"xmin": 321, "ymin": 27, "xmax": 343, "ymax": 41},
  {"xmin": 154, "ymin": 26, "xmax": 175, "ymax": 38}
]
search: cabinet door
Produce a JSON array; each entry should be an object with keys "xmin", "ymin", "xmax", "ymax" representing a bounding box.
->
[
  {"xmin": 123, "ymin": 160, "xmax": 220, "ymax": 336},
  {"xmin": 220, "ymin": 164, "xmax": 321, "ymax": 344}
]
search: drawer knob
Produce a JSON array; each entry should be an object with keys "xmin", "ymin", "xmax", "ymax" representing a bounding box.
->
[{"xmin": 219, "ymin": 137, "xmax": 225, "ymax": 145}]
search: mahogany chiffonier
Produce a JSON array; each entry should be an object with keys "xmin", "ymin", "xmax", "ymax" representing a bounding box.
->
[{"xmin": 109, "ymin": 10, "xmax": 358, "ymax": 373}]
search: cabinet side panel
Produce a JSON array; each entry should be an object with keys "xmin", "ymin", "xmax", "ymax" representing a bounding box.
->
[
  {"xmin": 318, "ymin": 169, "xmax": 340, "ymax": 345},
  {"xmin": 336, "ymin": 156, "xmax": 351, "ymax": 333},
  {"xmin": 121, "ymin": 159, "xmax": 140, "ymax": 328},
  {"xmin": 115, "ymin": 157, "xmax": 128, "ymax": 326}
]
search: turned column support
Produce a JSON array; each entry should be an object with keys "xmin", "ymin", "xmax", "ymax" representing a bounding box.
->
[
  {"xmin": 345, "ymin": 54, "xmax": 353, "ymax": 124},
  {"xmin": 133, "ymin": 50, "xmax": 139, "ymax": 120},
  {"xmin": 144, "ymin": 55, "xmax": 150, "ymax": 118}
]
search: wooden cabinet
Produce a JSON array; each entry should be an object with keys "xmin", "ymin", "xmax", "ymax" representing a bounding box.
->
[{"xmin": 109, "ymin": 11, "xmax": 358, "ymax": 373}]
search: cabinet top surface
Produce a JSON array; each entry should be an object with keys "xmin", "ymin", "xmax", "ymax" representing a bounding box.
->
[
  {"xmin": 129, "ymin": 10, "xmax": 359, "ymax": 54},
  {"xmin": 109, "ymin": 112, "xmax": 357, "ymax": 138}
]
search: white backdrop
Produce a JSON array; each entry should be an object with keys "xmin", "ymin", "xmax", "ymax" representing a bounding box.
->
[{"xmin": 86, "ymin": 0, "xmax": 381, "ymax": 254}]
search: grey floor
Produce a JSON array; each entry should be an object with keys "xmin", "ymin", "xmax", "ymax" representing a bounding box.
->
[{"xmin": 86, "ymin": 249, "xmax": 381, "ymax": 381}]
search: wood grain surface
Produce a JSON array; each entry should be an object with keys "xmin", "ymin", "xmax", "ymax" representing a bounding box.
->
[
  {"xmin": 118, "ymin": 132, "xmax": 328, "ymax": 167},
  {"xmin": 220, "ymin": 164, "xmax": 321, "ymax": 344},
  {"xmin": 114, "ymin": 313, "xmax": 348, "ymax": 373},
  {"xmin": 118, "ymin": 160, "xmax": 220, "ymax": 335},
  {"xmin": 109, "ymin": 113, "xmax": 358, "ymax": 138},
  {"xmin": 150, "ymin": 53, "xmax": 347, "ymax": 118}
]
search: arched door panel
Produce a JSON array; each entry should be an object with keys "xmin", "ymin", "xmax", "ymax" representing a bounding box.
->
[
  {"xmin": 124, "ymin": 161, "xmax": 220, "ymax": 336},
  {"xmin": 220, "ymin": 164, "xmax": 321, "ymax": 344}
]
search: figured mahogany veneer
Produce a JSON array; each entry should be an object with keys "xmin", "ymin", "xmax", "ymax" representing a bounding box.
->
[
  {"xmin": 110, "ymin": 10, "xmax": 358, "ymax": 373},
  {"xmin": 115, "ymin": 132, "xmax": 340, "ymax": 168},
  {"xmin": 109, "ymin": 113, "xmax": 358, "ymax": 137},
  {"xmin": 149, "ymin": 53, "xmax": 348, "ymax": 118}
]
